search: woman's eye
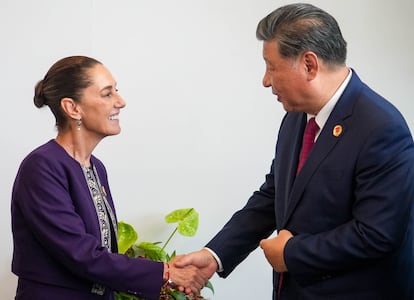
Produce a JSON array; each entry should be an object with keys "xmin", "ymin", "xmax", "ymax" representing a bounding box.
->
[{"xmin": 103, "ymin": 88, "xmax": 118, "ymax": 97}]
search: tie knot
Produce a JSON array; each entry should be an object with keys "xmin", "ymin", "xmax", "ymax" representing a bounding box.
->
[{"xmin": 306, "ymin": 117, "xmax": 319, "ymax": 136}]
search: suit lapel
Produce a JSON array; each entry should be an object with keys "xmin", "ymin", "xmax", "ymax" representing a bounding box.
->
[
  {"xmin": 275, "ymin": 113, "xmax": 306, "ymax": 226},
  {"xmin": 280, "ymin": 72, "xmax": 361, "ymax": 228},
  {"xmin": 281, "ymin": 117, "xmax": 345, "ymax": 228}
]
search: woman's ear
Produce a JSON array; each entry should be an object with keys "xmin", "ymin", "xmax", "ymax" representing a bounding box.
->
[{"xmin": 60, "ymin": 97, "xmax": 81, "ymax": 120}]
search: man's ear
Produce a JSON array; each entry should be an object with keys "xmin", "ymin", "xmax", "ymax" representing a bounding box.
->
[
  {"xmin": 60, "ymin": 97, "xmax": 81, "ymax": 120},
  {"xmin": 302, "ymin": 51, "xmax": 319, "ymax": 80}
]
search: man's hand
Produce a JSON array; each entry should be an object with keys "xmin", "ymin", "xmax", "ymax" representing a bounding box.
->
[
  {"xmin": 172, "ymin": 249, "xmax": 218, "ymax": 294},
  {"xmin": 260, "ymin": 229, "xmax": 293, "ymax": 272},
  {"xmin": 173, "ymin": 249, "xmax": 218, "ymax": 280},
  {"xmin": 167, "ymin": 261, "xmax": 206, "ymax": 295}
]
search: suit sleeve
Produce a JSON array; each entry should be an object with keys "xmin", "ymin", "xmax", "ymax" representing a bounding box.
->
[{"xmin": 206, "ymin": 159, "xmax": 277, "ymax": 277}]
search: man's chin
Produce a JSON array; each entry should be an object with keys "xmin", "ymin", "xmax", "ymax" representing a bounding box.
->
[{"xmin": 281, "ymin": 103, "xmax": 293, "ymax": 112}]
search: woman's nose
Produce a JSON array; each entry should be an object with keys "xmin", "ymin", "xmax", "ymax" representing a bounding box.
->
[{"xmin": 116, "ymin": 94, "xmax": 126, "ymax": 108}]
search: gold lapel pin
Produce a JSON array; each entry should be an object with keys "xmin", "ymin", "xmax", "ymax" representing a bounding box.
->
[{"xmin": 333, "ymin": 125, "xmax": 343, "ymax": 137}]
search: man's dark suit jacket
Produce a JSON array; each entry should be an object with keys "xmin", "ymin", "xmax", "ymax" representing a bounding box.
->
[
  {"xmin": 206, "ymin": 71, "xmax": 414, "ymax": 299},
  {"xmin": 11, "ymin": 140, "xmax": 163, "ymax": 300}
]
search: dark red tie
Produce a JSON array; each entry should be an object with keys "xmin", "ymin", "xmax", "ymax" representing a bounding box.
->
[{"xmin": 296, "ymin": 117, "xmax": 319, "ymax": 174}]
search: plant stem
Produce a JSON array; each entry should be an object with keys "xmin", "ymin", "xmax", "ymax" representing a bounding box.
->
[{"xmin": 161, "ymin": 227, "xmax": 177, "ymax": 252}]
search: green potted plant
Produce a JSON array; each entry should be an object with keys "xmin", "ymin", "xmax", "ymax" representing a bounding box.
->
[{"xmin": 115, "ymin": 208, "xmax": 214, "ymax": 300}]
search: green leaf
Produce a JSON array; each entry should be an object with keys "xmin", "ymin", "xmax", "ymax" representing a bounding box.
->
[
  {"xmin": 117, "ymin": 221, "xmax": 138, "ymax": 254},
  {"xmin": 167, "ymin": 250, "xmax": 176, "ymax": 261},
  {"xmin": 205, "ymin": 281, "xmax": 215, "ymax": 294},
  {"xmin": 165, "ymin": 208, "xmax": 199, "ymax": 237},
  {"xmin": 116, "ymin": 209, "xmax": 212, "ymax": 299},
  {"xmin": 136, "ymin": 241, "xmax": 168, "ymax": 262},
  {"xmin": 114, "ymin": 291, "xmax": 140, "ymax": 300},
  {"xmin": 168, "ymin": 289, "xmax": 187, "ymax": 300}
]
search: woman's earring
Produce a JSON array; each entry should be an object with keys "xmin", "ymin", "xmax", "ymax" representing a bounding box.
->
[{"xmin": 76, "ymin": 119, "xmax": 82, "ymax": 131}]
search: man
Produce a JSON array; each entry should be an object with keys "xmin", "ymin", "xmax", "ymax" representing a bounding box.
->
[{"xmin": 176, "ymin": 3, "xmax": 414, "ymax": 299}]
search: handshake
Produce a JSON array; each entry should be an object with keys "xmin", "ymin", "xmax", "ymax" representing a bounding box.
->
[
  {"xmin": 167, "ymin": 229, "xmax": 293, "ymax": 297},
  {"xmin": 166, "ymin": 249, "xmax": 218, "ymax": 296}
]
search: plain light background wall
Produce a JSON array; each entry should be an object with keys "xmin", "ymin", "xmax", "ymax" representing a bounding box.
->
[{"xmin": 1, "ymin": 0, "xmax": 413, "ymax": 299}]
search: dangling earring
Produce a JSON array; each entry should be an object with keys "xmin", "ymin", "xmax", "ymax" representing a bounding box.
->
[{"xmin": 76, "ymin": 119, "xmax": 82, "ymax": 131}]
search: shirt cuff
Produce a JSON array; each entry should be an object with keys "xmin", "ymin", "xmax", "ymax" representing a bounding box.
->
[{"xmin": 203, "ymin": 247, "xmax": 224, "ymax": 273}]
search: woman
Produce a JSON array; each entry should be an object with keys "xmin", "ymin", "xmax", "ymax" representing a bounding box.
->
[{"xmin": 11, "ymin": 56, "xmax": 204, "ymax": 300}]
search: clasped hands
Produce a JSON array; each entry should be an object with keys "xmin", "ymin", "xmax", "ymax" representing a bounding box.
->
[
  {"xmin": 169, "ymin": 229, "xmax": 293, "ymax": 295},
  {"xmin": 168, "ymin": 249, "xmax": 218, "ymax": 295}
]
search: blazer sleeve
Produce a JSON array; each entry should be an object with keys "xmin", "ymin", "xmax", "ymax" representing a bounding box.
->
[{"xmin": 13, "ymin": 153, "xmax": 163, "ymax": 300}]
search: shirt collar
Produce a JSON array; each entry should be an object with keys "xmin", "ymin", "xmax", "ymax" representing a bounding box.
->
[{"xmin": 308, "ymin": 68, "xmax": 352, "ymax": 138}]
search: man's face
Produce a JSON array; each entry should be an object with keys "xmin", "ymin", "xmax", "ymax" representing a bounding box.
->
[{"xmin": 262, "ymin": 41, "xmax": 311, "ymax": 112}]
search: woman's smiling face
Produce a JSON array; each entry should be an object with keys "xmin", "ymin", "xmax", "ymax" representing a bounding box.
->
[{"xmin": 77, "ymin": 63, "xmax": 126, "ymax": 139}]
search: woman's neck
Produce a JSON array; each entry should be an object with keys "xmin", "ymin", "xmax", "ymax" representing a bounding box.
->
[{"xmin": 55, "ymin": 131, "xmax": 99, "ymax": 168}]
